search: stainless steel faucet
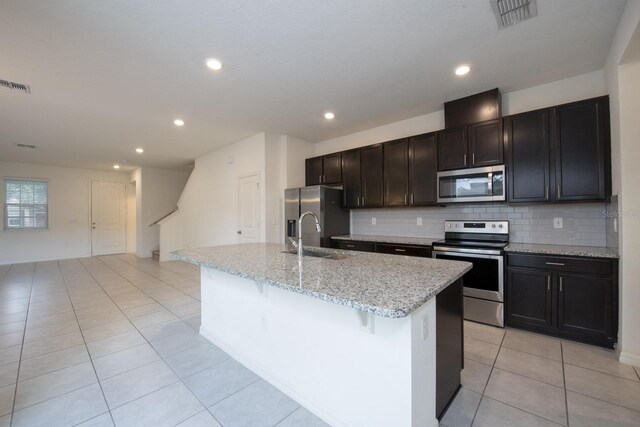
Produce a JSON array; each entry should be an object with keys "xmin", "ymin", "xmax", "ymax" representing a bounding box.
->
[{"xmin": 296, "ymin": 211, "xmax": 321, "ymax": 257}]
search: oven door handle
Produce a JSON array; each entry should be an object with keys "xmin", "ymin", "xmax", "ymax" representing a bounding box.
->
[{"xmin": 432, "ymin": 246, "xmax": 502, "ymax": 257}]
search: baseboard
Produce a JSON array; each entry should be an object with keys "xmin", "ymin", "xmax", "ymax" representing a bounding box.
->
[
  {"xmin": 199, "ymin": 326, "xmax": 361, "ymax": 427},
  {"xmin": 619, "ymin": 351, "xmax": 640, "ymax": 367}
]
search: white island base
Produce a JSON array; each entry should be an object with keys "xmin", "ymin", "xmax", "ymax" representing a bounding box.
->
[{"xmin": 199, "ymin": 267, "xmax": 443, "ymax": 427}]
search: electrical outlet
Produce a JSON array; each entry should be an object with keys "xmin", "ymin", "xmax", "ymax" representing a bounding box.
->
[
  {"xmin": 554, "ymin": 217, "xmax": 563, "ymax": 229},
  {"xmin": 421, "ymin": 315, "xmax": 429, "ymax": 341},
  {"xmin": 372, "ymin": 217, "xmax": 376, "ymax": 225},
  {"xmin": 417, "ymin": 217, "xmax": 422, "ymax": 226}
]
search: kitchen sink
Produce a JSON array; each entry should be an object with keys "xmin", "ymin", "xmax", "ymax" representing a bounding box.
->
[{"xmin": 281, "ymin": 249, "xmax": 351, "ymax": 260}]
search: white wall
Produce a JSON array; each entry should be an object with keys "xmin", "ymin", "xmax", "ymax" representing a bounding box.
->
[
  {"xmin": 126, "ymin": 182, "xmax": 136, "ymax": 253},
  {"xmin": 314, "ymin": 70, "xmax": 606, "ymax": 156},
  {"xmin": 178, "ymin": 133, "xmax": 267, "ymax": 250},
  {"xmin": 0, "ymin": 161, "xmax": 132, "ymax": 264},
  {"xmin": 285, "ymin": 136, "xmax": 314, "ymax": 188},
  {"xmin": 265, "ymin": 134, "xmax": 286, "ymax": 243},
  {"xmin": 604, "ymin": 0, "xmax": 640, "ymax": 366},
  {"xmin": 133, "ymin": 167, "xmax": 190, "ymax": 258}
]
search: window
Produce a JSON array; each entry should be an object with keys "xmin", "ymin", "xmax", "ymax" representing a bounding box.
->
[{"xmin": 4, "ymin": 179, "xmax": 48, "ymax": 229}]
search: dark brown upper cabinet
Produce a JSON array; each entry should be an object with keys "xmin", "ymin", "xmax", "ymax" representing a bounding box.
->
[
  {"xmin": 444, "ymin": 88, "xmax": 501, "ymax": 128},
  {"xmin": 438, "ymin": 127, "xmax": 468, "ymax": 170},
  {"xmin": 470, "ymin": 119, "xmax": 503, "ymax": 167},
  {"xmin": 384, "ymin": 138, "xmax": 409, "ymax": 207},
  {"xmin": 361, "ymin": 144, "xmax": 384, "ymax": 208},
  {"xmin": 305, "ymin": 153, "xmax": 343, "ymax": 186},
  {"xmin": 409, "ymin": 132, "xmax": 438, "ymax": 206},
  {"xmin": 553, "ymin": 97, "xmax": 610, "ymax": 202},
  {"xmin": 438, "ymin": 119, "xmax": 503, "ymax": 171},
  {"xmin": 505, "ymin": 96, "xmax": 610, "ymax": 204},
  {"xmin": 505, "ymin": 109, "xmax": 551, "ymax": 203},
  {"xmin": 341, "ymin": 149, "xmax": 361, "ymax": 208},
  {"xmin": 305, "ymin": 156, "xmax": 323, "ymax": 186}
]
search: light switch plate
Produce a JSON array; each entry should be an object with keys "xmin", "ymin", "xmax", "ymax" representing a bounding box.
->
[
  {"xmin": 417, "ymin": 217, "xmax": 422, "ymax": 226},
  {"xmin": 372, "ymin": 218, "xmax": 376, "ymax": 225},
  {"xmin": 554, "ymin": 217, "xmax": 563, "ymax": 229}
]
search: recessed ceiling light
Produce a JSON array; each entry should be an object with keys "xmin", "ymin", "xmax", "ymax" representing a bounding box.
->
[
  {"xmin": 455, "ymin": 65, "xmax": 471, "ymax": 76},
  {"xmin": 206, "ymin": 58, "xmax": 223, "ymax": 71},
  {"xmin": 136, "ymin": 148, "xmax": 144, "ymax": 153},
  {"xmin": 174, "ymin": 119, "xmax": 185, "ymax": 127},
  {"xmin": 113, "ymin": 164, "xmax": 120, "ymax": 169},
  {"xmin": 324, "ymin": 112, "xmax": 335, "ymax": 120}
]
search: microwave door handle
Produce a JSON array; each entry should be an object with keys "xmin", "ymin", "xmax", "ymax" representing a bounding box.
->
[{"xmin": 487, "ymin": 172, "xmax": 493, "ymax": 194}]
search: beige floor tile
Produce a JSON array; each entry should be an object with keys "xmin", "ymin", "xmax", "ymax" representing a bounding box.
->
[
  {"xmin": 484, "ymin": 368, "xmax": 567, "ymax": 425},
  {"xmin": 562, "ymin": 340, "xmax": 638, "ymax": 381},
  {"xmin": 440, "ymin": 388, "xmax": 481, "ymax": 427},
  {"xmin": 19, "ymin": 344, "xmax": 89, "ymax": 381},
  {"xmin": 464, "ymin": 336, "xmax": 500, "ymax": 366},
  {"xmin": 567, "ymin": 391, "xmax": 640, "ymax": 427},
  {"xmin": 0, "ymin": 384, "xmax": 15, "ymax": 416},
  {"xmin": 0, "ymin": 362, "xmax": 18, "ymax": 388},
  {"xmin": 474, "ymin": 397, "xmax": 563, "ymax": 427},
  {"xmin": 14, "ymin": 361, "xmax": 97, "ymax": 410},
  {"xmin": 495, "ymin": 347, "xmax": 564, "ymax": 387},
  {"xmin": 464, "ymin": 321, "xmax": 505, "ymax": 345},
  {"xmin": 564, "ymin": 364, "xmax": 640, "ymax": 412},
  {"xmin": 502, "ymin": 329, "xmax": 562, "ymax": 361},
  {"xmin": 461, "ymin": 358, "xmax": 492, "ymax": 394}
]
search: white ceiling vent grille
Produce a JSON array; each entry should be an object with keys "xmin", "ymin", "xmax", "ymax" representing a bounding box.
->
[
  {"xmin": 16, "ymin": 144, "xmax": 38, "ymax": 149},
  {"xmin": 0, "ymin": 79, "xmax": 31, "ymax": 94},
  {"xmin": 491, "ymin": 0, "xmax": 538, "ymax": 29}
]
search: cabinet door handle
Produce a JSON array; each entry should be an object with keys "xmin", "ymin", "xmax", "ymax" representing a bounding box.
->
[
  {"xmin": 547, "ymin": 275, "xmax": 551, "ymax": 291},
  {"xmin": 357, "ymin": 197, "xmax": 360, "ymax": 207},
  {"xmin": 557, "ymin": 184, "xmax": 561, "ymax": 199},
  {"xmin": 545, "ymin": 185, "xmax": 549, "ymax": 200},
  {"xmin": 545, "ymin": 262, "xmax": 565, "ymax": 266},
  {"xmin": 362, "ymin": 196, "xmax": 365, "ymax": 206},
  {"xmin": 472, "ymin": 153, "xmax": 475, "ymax": 165},
  {"xmin": 394, "ymin": 248, "xmax": 406, "ymax": 252},
  {"xmin": 411, "ymin": 194, "xmax": 414, "ymax": 205},
  {"xmin": 404, "ymin": 194, "xmax": 407, "ymax": 205},
  {"xmin": 463, "ymin": 153, "xmax": 467, "ymax": 166},
  {"xmin": 346, "ymin": 244, "xmax": 355, "ymax": 248},
  {"xmin": 319, "ymin": 175, "xmax": 322, "ymax": 184},
  {"xmin": 559, "ymin": 276, "xmax": 563, "ymax": 292}
]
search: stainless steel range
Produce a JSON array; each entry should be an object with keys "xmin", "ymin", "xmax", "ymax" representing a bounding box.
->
[{"xmin": 432, "ymin": 220, "xmax": 509, "ymax": 327}]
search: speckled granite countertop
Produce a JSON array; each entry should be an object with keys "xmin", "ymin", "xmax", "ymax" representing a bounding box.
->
[
  {"xmin": 505, "ymin": 243, "xmax": 619, "ymax": 259},
  {"xmin": 332, "ymin": 234, "xmax": 440, "ymax": 246},
  {"xmin": 171, "ymin": 243, "xmax": 471, "ymax": 318}
]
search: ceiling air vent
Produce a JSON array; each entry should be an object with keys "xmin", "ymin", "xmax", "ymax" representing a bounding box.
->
[
  {"xmin": 0, "ymin": 79, "xmax": 31, "ymax": 94},
  {"xmin": 491, "ymin": 0, "xmax": 538, "ymax": 29},
  {"xmin": 16, "ymin": 144, "xmax": 38, "ymax": 149}
]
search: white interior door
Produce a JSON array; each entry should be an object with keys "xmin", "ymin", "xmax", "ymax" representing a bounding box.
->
[
  {"xmin": 238, "ymin": 174, "xmax": 261, "ymax": 243},
  {"xmin": 92, "ymin": 181, "xmax": 126, "ymax": 255}
]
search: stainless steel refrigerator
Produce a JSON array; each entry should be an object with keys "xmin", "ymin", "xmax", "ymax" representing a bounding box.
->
[{"xmin": 284, "ymin": 186, "xmax": 349, "ymax": 249}]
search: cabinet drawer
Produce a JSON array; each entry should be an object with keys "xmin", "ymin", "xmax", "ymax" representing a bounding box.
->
[
  {"xmin": 332, "ymin": 240, "xmax": 375, "ymax": 252},
  {"xmin": 507, "ymin": 253, "xmax": 613, "ymax": 276},
  {"xmin": 375, "ymin": 243, "xmax": 431, "ymax": 258}
]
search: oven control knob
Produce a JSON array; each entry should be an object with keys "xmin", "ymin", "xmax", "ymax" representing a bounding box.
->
[
  {"xmin": 499, "ymin": 224, "xmax": 503, "ymax": 228},
  {"xmin": 492, "ymin": 224, "xmax": 496, "ymax": 228}
]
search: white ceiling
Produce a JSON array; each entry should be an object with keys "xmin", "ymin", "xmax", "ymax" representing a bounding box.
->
[{"xmin": 0, "ymin": 0, "xmax": 626, "ymax": 171}]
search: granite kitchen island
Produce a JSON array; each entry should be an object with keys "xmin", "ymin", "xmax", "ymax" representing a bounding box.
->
[{"xmin": 172, "ymin": 243, "xmax": 471, "ymax": 427}]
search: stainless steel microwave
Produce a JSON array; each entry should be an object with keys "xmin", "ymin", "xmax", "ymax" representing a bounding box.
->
[{"xmin": 437, "ymin": 165, "xmax": 505, "ymax": 203}]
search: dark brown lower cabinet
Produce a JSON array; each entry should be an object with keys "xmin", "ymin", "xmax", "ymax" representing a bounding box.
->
[
  {"xmin": 436, "ymin": 277, "xmax": 463, "ymax": 420},
  {"xmin": 506, "ymin": 253, "xmax": 618, "ymax": 348},
  {"xmin": 506, "ymin": 268, "xmax": 553, "ymax": 328},
  {"xmin": 331, "ymin": 240, "xmax": 431, "ymax": 258},
  {"xmin": 331, "ymin": 240, "xmax": 375, "ymax": 252}
]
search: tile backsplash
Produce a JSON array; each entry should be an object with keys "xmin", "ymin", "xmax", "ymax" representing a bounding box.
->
[{"xmin": 351, "ymin": 203, "xmax": 608, "ymax": 247}]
